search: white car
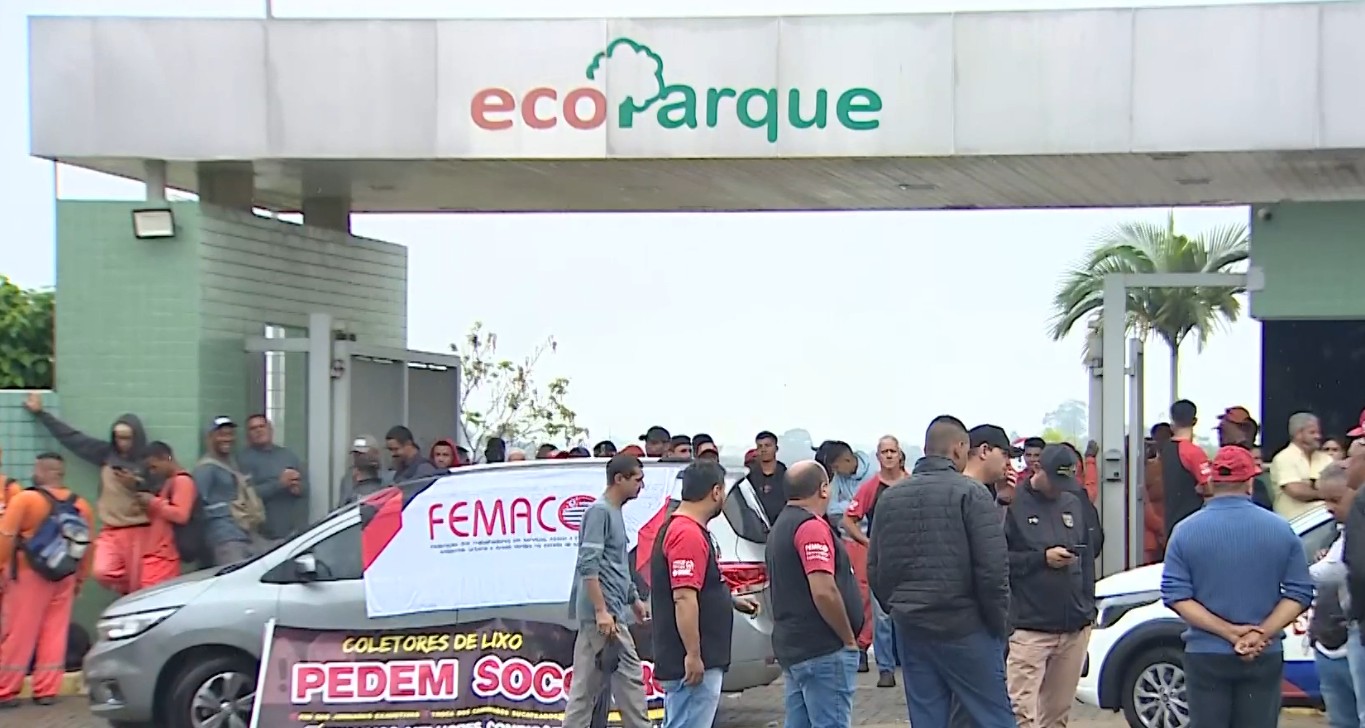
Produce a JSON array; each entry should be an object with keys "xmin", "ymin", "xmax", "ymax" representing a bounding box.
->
[{"xmin": 1076, "ymin": 506, "xmax": 1338, "ymax": 728}]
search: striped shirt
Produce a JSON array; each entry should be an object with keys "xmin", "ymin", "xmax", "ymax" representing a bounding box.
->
[{"xmin": 1161, "ymin": 495, "xmax": 1314, "ymax": 654}]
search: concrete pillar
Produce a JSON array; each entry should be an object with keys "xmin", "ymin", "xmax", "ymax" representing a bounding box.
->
[
  {"xmin": 145, "ymin": 159, "xmax": 168, "ymax": 202},
  {"xmin": 302, "ymin": 195, "xmax": 352, "ymax": 233},
  {"xmin": 197, "ymin": 161, "xmax": 255, "ymax": 210}
]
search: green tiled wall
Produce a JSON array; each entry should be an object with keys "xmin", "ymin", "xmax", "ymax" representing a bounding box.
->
[
  {"xmin": 55, "ymin": 201, "xmax": 206, "ymax": 465},
  {"xmin": 0, "ymin": 390, "xmax": 63, "ymax": 487},
  {"xmin": 1251, "ymin": 202, "xmax": 1365, "ymax": 320}
]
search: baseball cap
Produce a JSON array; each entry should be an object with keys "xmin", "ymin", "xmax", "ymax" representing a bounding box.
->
[
  {"xmin": 692, "ymin": 433, "xmax": 715, "ymax": 449},
  {"xmin": 208, "ymin": 415, "xmax": 236, "ymax": 431},
  {"xmin": 1209, "ymin": 445, "xmax": 1261, "ymax": 483},
  {"xmin": 743, "ymin": 448, "xmax": 758, "ymax": 464},
  {"xmin": 696, "ymin": 441, "xmax": 719, "ymax": 457},
  {"xmin": 351, "ymin": 435, "xmax": 380, "ymax": 453},
  {"xmin": 969, "ymin": 425, "xmax": 1024, "ymax": 457},
  {"xmin": 639, "ymin": 426, "xmax": 670, "ymax": 443},
  {"xmin": 619, "ymin": 444, "xmax": 645, "ymax": 457},
  {"xmin": 1219, "ymin": 406, "xmax": 1253, "ymax": 424},
  {"xmin": 668, "ymin": 434, "xmax": 693, "ymax": 450},
  {"xmin": 1348, "ymin": 409, "xmax": 1365, "ymax": 438},
  {"xmin": 1040, "ymin": 444, "xmax": 1080, "ymax": 490}
]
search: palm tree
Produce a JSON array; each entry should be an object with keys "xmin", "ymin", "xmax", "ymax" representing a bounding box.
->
[{"xmin": 1048, "ymin": 211, "xmax": 1249, "ymax": 403}]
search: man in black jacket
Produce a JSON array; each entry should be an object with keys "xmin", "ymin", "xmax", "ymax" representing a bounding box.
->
[
  {"xmin": 867, "ymin": 415, "xmax": 1014, "ymax": 728},
  {"xmin": 1004, "ymin": 445, "xmax": 1098, "ymax": 728}
]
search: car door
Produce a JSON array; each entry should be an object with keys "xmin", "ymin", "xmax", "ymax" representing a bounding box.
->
[{"xmin": 272, "ymin": 511, "xmax": 462, "ymax": 631}]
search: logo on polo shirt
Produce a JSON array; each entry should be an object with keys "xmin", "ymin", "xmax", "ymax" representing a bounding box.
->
[
  {"xmin": 802, "ymin": 541, "xmax": 832, "ymax": 564},
  {"xmin": 671, "ymin": 559, "xmax": 695, "ymax": 578}
]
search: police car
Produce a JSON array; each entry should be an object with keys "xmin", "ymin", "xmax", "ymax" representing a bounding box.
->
[{"xmin": 1076, "ymin": 505, "xmax": 1337, "ymax": 728}]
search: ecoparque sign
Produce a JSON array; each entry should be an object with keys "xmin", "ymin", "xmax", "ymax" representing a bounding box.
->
[{"xmin": 470, "ymin": 37, "xmax": 883, "ymax": 143}]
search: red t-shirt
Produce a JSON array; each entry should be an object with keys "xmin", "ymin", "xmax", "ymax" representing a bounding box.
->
[
  {"xmin": 844, "ymin": 476, "xmax": 883, "ymax": 521},
  {"xmin": 1176, "ymin": 439, "xmax": 1212, "ymax": 494},
  {"xmin": 793, "ymin": 518, "xmax": 836, "ymax": 574},
  {"xmin": 663, "ymin": 515, "xmax": 712, "ymax": 591}
]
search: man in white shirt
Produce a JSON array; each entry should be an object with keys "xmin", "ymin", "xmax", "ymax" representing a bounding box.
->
[
  {"xmin": 1270, "ymin": 413, "xmax": 1332, "ymax": 521},
  {"xmin": 1309, "ymin": 464, "xmax": 1359, "ymax": 728}
]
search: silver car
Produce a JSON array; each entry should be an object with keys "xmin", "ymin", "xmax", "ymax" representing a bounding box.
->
[{"xmin": 84, "ymin": 459, "xmax": 780, "ymax": 728}]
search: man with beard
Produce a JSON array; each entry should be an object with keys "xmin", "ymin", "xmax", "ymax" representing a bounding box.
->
[
  {"xmin": 640, "ymin": 426, "xmax": 671, "ymax": 458},
  {"xmin": 1270, "ymin": 412, "xmax": 1331, "ymax": 520},
  {"xmin": 768, "ymin": 460, "xmax": 865, "ymax": 728},
  {"xmin": 562, "ymin": 455, "xmax": 651, "ymax": 728},
  {"xmin": 1217, "ymin": 406, "xmax": 1273, "ymax": 510},
  {"xmin": 652, "ymin": 460, "xmax": 758, "ymax": 728}
]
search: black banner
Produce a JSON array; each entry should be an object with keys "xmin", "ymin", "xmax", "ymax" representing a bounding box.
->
[{"xmin": 251, "ymin": 619, "xmax": 665, "ymax": 728}]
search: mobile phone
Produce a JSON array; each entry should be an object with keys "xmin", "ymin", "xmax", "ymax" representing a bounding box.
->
[{"xmin": 1070, "ymin": 544, "xmax": 1088, "ymax": 553}]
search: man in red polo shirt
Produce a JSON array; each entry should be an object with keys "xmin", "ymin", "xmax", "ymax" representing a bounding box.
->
[{"xmin": 842, "ymin": 435, "xmax": 907, "ymax": 684}]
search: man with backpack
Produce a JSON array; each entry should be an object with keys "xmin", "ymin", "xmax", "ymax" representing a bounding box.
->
[
  {"xmin": 140, "ymin": 441, "xmax": 202, "ymax": 582},
  {"xmin": 0, "ymin": 452, "xmax": 94, "ymax": 709},
  {"xmin": 194, "ymin": 416, "xmax": 268, "ymax": 565}
]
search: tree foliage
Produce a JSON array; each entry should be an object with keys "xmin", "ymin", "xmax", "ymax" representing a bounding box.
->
[
  {"xmin": 1048, "ymin": 211, "xmax": 1249, "ymax": 399},
  {"xmin": 1043, "ymin": 399, "xmax": 1088, "ymax": 441},
  {"xmin": 455, "ymin": 321, "xmax": 586, "ymax": 448},
  {"xmin": 0, "ymin": 276, "xmax": 55, "ymax": 390}
]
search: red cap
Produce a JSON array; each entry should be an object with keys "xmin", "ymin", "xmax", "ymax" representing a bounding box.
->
[
  {"xmin": 619, "ymin": 444, "xmax": 645, "ymax": 457},
  {"xmin": 1219, "ymin": 406, "xmax": 1253, "ymax": 425},
  {"xmin": 1209, "ymin": 446, "xmax": 1261, "ymax": 483},
  {"xmin": 744, "ymin": 448, "xmax": 758, "ymax": 464},
  {"xmin": 1349, "ymin": 409, "xmax": 1365, "ymax": 438}
]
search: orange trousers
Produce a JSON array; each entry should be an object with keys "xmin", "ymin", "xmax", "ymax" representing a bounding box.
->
[
  {"xmin": 0, "ymin": 568, "xmax": 76, "ymax": 700},
  {"xmin": 843, "ymin": 538, "xmax": 875, "ymax": 650},
  {"xmin": 92, "ymin": 527, "xmax": 180, "ymax": 595}
]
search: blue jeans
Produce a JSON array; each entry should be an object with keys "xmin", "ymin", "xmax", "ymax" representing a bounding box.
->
[
  {"xmin": 872, "ymin": 599, "xmax": 897, "ymax": 673},
  {"xmin": 661, "ymin": 667, "xmax": 723, "ymax": 728},
  {"xmin": 783, "ymin": 648, "xmax": 859, "ymax": 728},
  {"xmin": 897, "ymin": 628, "xmax": 1015, "ymax": 728},
  {"xmin": 1346, "ymin": 625, "xmax": 1365, "ymax": 728},
  {"xmin": 1316, "ymin": 649, "xmax": 1358, "ymax": 728}
]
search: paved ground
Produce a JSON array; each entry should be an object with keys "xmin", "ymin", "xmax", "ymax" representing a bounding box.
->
[{"xmin": 17, "ymin": 672, "xmax": 1328, "ymax": 727}]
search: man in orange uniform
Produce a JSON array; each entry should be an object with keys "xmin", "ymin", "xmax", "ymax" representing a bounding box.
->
[
  {"xmin": 0, "ymin": 452, "xmax": 94, "ymax": 709},
  {"xmin": 138, "ymin": 441, "xmax": 197, "ymax": 584}
]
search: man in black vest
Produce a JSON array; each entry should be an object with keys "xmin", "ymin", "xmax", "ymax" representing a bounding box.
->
[
  {"xmin": 767, "ymin": 460, "xmax": 865, "ymax": 728},
  {"xmin": 651, "ymin": 461, "xmax": 758, "ymax": 728}
]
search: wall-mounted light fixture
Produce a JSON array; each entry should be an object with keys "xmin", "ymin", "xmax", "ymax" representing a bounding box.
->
[{"xmin": 131, "ymin": 208, "xmax": 176, "ymax": 239}]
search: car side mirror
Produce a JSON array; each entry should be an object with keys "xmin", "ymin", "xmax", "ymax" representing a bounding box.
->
[{"xmin": 293, "ymin": 553, "xmax": 319, "ymax": 581}]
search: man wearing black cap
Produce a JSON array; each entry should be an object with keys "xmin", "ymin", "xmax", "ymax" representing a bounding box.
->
[
  {"xmin": 666, "ymin": 435, "xmax": 693, "ymax": 459},
  {"xmin": 692, "ymin": 434, "xmax": 719, "ymax": 462},
  {"xmin": 1004, "ymin": 444, "xmax": 1098, "ymax": 728},
  {"xmin": 640, "ymin": 426, "xmax": 671, "ymax": 458},
  {"xmin": 964, "ymin": 426, "xmax": 1021, "ymax": 510},
  {"xmin": 593, "ymin": 440, "xmax": 618, "ymax": 459}
]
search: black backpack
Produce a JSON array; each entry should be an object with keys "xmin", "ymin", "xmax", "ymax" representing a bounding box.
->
[{"xmin": 167, "ymin": 472, "xmax": 209, "ymax": 566}]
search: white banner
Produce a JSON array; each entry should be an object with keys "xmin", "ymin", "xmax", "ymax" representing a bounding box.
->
[{"xmin": 363, "ymin": 466, "xmax": 680, "ymax": 618}]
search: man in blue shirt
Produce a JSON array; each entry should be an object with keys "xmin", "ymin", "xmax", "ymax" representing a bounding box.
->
[{"xmin": 1161, "ymin": 445, "xmax": 1314, "ymax": 728}]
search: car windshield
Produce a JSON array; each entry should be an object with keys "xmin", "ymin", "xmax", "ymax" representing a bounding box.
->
[{"xmin": 215, "ymin": 503, "xmax": 360, "ymax": 575}]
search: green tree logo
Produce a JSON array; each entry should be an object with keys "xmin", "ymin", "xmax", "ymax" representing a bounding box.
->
[{"xmin": 584, "ymin": 37, "xmax": 668, "ymax": 114}]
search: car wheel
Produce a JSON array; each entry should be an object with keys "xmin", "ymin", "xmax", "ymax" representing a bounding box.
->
[
  {"xmin": 1120, "ymin": 646, "xmax": 1189, "ymax": 728},
  {"xmin": 164, "ymin": 653, "xmax": 258, "ymax": 728}
]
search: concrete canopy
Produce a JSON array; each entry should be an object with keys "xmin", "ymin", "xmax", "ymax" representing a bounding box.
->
[{"xmin": 28, "ymin": 3, "xmax": 1365, "ymax": 212}]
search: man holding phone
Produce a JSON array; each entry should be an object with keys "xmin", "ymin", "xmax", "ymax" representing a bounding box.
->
[{"xmin": 1002, "ymin": 445, "xmax": 1100, "ymax": 728}]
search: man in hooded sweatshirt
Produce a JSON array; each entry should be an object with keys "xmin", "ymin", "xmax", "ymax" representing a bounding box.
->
[{"xmin": 24, "ymin": 393, "xmax": 151, "ymax": 595}]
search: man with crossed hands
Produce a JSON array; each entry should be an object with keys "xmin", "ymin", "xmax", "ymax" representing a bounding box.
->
[{"xmin": 1160, "ymin": 445, "xmax": 1314, "ymax": 728}]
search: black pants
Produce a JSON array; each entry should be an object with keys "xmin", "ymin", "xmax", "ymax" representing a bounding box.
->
[{"xmin": 1184, "ymin": 651, "xmax": 1283, "ymax": 728}]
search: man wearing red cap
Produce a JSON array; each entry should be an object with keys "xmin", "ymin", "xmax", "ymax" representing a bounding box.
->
[
  {"xmin": 1161, "ymin": 446, "xmax": 1313, "ymax": 728},
  {"xmin": 1347, "ymin": 409, "xmax": 1365, "ymax": 456}
]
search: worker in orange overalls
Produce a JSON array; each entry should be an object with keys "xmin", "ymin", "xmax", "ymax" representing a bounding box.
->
[
  {"xmin": 0, "ymin": 451, "xmax": 94, "ymax": 709},
  {"xmin": 138, "ymin": 440, "xmax": 197, "ymax": 582}
]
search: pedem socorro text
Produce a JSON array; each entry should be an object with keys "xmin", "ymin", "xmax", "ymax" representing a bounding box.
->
[{"xmin": 470, "ymin": 37, "xmax": 882, "ymax": 143}]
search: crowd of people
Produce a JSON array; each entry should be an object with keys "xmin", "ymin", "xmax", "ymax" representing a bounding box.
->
[{"xmin": 0, "ymin": 391, "xmax": 1358, "ymax": 727}]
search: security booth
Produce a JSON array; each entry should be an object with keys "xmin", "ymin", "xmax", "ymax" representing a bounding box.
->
[{"xmin": 245, "ymin": 312, "xmax": 462, "ymax": 521}]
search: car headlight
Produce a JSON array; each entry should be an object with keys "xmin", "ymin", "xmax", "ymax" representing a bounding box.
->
[
  {"xmin": 96, "ymin": 607, "xmax": 180, "ymax": 641},
  {"xmin": 1096, "ymin": 590, "xmax": 1160, "ymax": 629}
]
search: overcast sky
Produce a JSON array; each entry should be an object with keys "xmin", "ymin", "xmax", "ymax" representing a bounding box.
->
[{"xmin": 1, "ymin": 0, "xmax": 1281, "ymax": 449}]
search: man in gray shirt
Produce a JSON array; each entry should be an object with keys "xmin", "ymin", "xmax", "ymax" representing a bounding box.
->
[
  {"xmin": 193, "ymin": 417, "xmax": 266, "ymax": 565},
  {"xmin": 562, "ymin": 454, "xmax": 652, "ymax": 728},
  {"xmin": 238, "ymin": 414, "xmax": 308, "ymax": 539}
]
